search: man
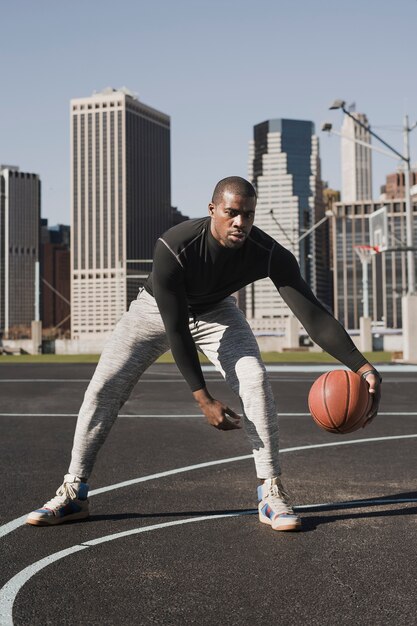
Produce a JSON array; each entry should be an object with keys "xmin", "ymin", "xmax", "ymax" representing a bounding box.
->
[{"xmin": 27, "ymin": 176, "xmax": 381, "ymax": 532}]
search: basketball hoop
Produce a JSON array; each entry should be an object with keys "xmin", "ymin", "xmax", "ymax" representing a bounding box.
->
[
  {"xmin": 354, "ymin": 245, "xmax": 378, "ymax": 319},
  {"xmin": 354, "ymin": 245, "xmax": 379, "ymax": 264}
]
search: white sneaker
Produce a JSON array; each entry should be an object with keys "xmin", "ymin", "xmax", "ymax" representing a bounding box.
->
[
  {"xmin": 26, "ymin": 474, "xmax": 90, "ymax": 526},
  {"xmin": 257, "ymin": 477, "xmax": 301, "ymax": 531}
]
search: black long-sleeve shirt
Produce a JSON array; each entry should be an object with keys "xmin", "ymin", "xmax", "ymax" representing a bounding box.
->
[{"xmin": 144, "ymin": 217, "xmax": 367, "ymax": 391}]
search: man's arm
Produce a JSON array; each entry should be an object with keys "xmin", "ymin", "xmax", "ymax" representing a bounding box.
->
[
  {"xmin": 270, "ymin": 246, "xmax": 381, "ymax": 421},
  {"xmin": 152, "ymin": 240, "xmax": 241, "ymax": 430}
]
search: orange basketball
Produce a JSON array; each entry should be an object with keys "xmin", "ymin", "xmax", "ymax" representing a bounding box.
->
[{"xmin": 308, "ymin": 370, "xmax": 372, "ymax": 434}]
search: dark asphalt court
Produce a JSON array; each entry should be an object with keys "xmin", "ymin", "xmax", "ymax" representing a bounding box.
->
[{"xmin": 1, "ymin": 362, "xmax": 417, "ymax": 625}]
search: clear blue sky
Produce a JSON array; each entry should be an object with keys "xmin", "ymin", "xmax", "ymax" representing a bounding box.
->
[{"xmin": 1, "ymin": 0, "xmax": 416, "ymax": 225}]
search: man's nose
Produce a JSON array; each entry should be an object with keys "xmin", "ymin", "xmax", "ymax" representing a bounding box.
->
[{"xmin": 233, "ymin": 214, "xmax": 244, "ymax": 228}]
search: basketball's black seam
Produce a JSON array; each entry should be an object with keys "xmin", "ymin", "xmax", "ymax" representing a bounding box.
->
[
  {"xmin": 343, "ymin": 370, "xmax": 350, "ymax": 431},
  {"xmin": 323, "ymin": 372, "xmax": 338, "ymax": 431}
]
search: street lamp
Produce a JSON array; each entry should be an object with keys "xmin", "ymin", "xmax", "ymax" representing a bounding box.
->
[
  {"xmin": 269, "ymin": 207, "xmax": 334, "ymax": 350},
  {"xmin": 327, "ymin": 100, "xmax": 417, "ymax": 362},
  {"xmin": 328, "ymin": 99, "xmax": 416, "ymax": 294},
  {"xmin": 269, "ymin": 208, "xmax": 334, "ymax": 247},
  {"xmin": 321, "ymin": 122, "xmax": 403, "ymax": 160}
]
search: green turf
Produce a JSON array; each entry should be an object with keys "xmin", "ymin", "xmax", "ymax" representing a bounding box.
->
[{"xmin": 0, "ymin": 351, "xmax": 394, "ymax": 364}]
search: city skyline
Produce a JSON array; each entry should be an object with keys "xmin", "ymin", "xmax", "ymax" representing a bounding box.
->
[{"xmin": 1, "ymin": 0, "xmax": 416, "ymax": 226}]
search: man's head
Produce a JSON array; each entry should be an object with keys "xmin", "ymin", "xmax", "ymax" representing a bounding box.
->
[{"xmin": 208, "ymin": 176, "xmax": 257, "ymax": 249}]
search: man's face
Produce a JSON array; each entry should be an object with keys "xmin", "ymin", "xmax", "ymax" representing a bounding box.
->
[{"xmin": 208, "ymin": 191, "xmax": 256, "ymax": 249}]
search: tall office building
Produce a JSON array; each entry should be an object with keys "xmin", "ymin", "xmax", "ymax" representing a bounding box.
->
[
  {"xmin": 70, "ymin": 88, "xmax": 172, "ymax": 338},
  {"xmin": 247, "ymin": 119, "xmax": 329, "ymax": 332},
  {"xmin": 40, "ymin": 220, "xmax": 70, "ymax": 333},
  {"xmin": 380, "ymin": 168, "xmax": 417, "ymax": 200},
  {"xmin": 0, "ymin": 166, "xmax": 41, "ymax": 335},
  {"xmin": 341, "ymin": 112, "xmax": 372, "ymax": 202}
]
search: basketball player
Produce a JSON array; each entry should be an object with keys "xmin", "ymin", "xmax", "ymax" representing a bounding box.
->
[{"xmin": 27, "ymin": 177, "xmax": 382, "ymax": 532}]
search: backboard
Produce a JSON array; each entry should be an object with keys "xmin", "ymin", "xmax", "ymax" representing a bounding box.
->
[{"xmin": 369, "ymin": 206, "xmax": 388, "ymax": 252}]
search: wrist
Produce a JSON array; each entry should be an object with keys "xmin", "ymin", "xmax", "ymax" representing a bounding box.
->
[
  {"xmin": 356, "ymin": 364, "xmax": 382, "ymax": 383},
  {"xmin": 193, "ymin": 387, "xmax": 213, "ymax": 406}
]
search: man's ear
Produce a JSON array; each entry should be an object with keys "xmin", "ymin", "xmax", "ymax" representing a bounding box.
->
[{"xmin": 208, "ymin": 203, "xmax": 215, "ymax": 215}]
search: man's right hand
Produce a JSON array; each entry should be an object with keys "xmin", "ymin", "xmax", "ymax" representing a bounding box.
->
[{"xmin": 193, "ymin": 388, "xmax": 241, "ymax": 431}]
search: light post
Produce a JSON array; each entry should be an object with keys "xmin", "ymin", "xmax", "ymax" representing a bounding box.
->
[
  {"xmin": 269, "ymin": 208, "xmax": 334, "ymax": 349},
  {"xmin": 325, "ymin": 100, "xmax": 417, "ymax": 361},
  {"xmin": 328, "ymin": 99, "xmax": 416, "ymax": 293},
  {"xmin": 31, "ymin": 260, "xmax": 42, "ymax": 355},
  {"xmin": 269, "ymin": 208, "xmax": 334, "ymax": 248},
  {"xmin": 402, "ymin": 113, "xmax": 416, "ymax": 293},
  {"xmin": 269, "ymin": 207, "xmax": 333, "ymax": 289}
]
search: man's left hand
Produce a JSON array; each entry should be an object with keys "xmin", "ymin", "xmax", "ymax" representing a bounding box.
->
[{"xmin": 357, "ymin": 366, "xmax": 382, "ymax": 427}]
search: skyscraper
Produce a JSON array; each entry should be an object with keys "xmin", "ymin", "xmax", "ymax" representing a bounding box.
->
[
  {"xmin": 341, "ymin": 112, "xmax": 372, "ymax": 202},
  {"xmin": 40, "ymin": 220, "xmax": 70, "ymax": 333},
  {"xmin": 380, "ymin": 168, "xmax": 417, "ymax": 200},
  {"xmin": 70, "ymin": 88, "xmax": 172, "ymax": 339},
  {"xmin": 247, "ymin": 119, "xmax": 329, "ymax": 331},
  {"xmin": 0, "ymin": 166, "xmax": 40, "ymax": 335}
]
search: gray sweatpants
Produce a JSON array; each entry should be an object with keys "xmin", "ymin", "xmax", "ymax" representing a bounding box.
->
[{"xmin": 68, "ymin": 290, "xmax": 280, "ymax": 480}]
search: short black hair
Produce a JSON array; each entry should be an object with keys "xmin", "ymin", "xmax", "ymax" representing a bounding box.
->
[{"xmin": 211, "ymin": 176, "xmax": 257, "ymax": 204}]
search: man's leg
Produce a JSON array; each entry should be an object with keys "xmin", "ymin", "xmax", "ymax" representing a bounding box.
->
[
  {"xmin": 192, "ymin": 297, "xmax": 300, "ymax": 531},
  {"xmin": 27, "ymin": 290, "xmax": 169, "ymax": 526},
  {"xmin": 69, "ymin": 290, "xmax": 169, "ymax": 479},
  {"xmin": 192, "ymin": 297, "xmax": 279, "ymax": 478}
]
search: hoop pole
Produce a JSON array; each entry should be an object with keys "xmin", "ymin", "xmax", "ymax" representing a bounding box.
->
[
  {"xmin": 403, "ymin": 114, "xmax": 416, "ymax": 294},
  {"xmin": 362, "ymin": 259, "xmax": 369, "ymax": 318},
  {"xmin": 355, "ymin": 246, "xmax": 375, "ymax": 318}
]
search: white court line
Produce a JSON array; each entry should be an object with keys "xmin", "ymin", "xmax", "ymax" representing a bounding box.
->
[
  {"xmin": 4, "ymin": 492, "xmax": 417, "ymax": 553},
  {"xmin": 0, "ymin": 544, "xmax": 89, "ymax": 625},
  {"xmin": 2, "ymin": 493, "xmax": 417, "ymax": 626},
  {"xmin": 2, "ymin": 434, "xmax": 417, "ymax": 625},
  {"xmin": 0, "ymin": 376, "xmax": 225, "ymax": 384},
  {"xmin": 1, "ymin": 378, "xmax": 415, "ymax": 384},
  {"xmin": 199, "ymin": 364, "xmax": 417, "ymax": 372},
  {"xmin": 0, "ymin": 411, "xmax": 416, "ymax": 418},
  {"xmin": 296, "ymin": 498, "xmax": 417, "ymax": 511},
  {"xmin": 2, "ymin": 432, "xmax": 417, "ymax": 540},
  {"xmin": 0, "ymin": 362, "xmax": 416, "ymax": 384},
  {"xmin": 0, "ymin": 455, "xmax": 253, "ymax": 540},
  {"xmin": 87, "ymin": 434, "xmax": 417, "ymax": 497},
  {"xmin": 0, "ymin": 513, "xmax": 252, "ymax": 626},
  {"xmin": 0, "ymin": 379, "xmax": 91, "ymax": 383}
]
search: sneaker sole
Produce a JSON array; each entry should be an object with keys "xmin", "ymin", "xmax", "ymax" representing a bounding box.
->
[
  {"xmin": 259, "ymin": 510, "xmax": 301, "ymax": 532},
  {"xmin": 26, "ymin": 509, "xmax": 90, "ymax": 526}
]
